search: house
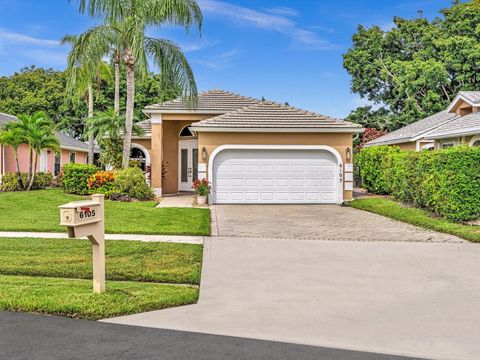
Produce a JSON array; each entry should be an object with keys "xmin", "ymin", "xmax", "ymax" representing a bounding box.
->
[
  {"xmin": 365, "ymin": 91, "xmax": 480, "ymax": 150},
  {"xmin": 135, "ymin": 89, "xmax": 363, "ymax": 204},
  {"xmin": 0, "ymin": 112, "xmax": 92, "ymax": 180}
]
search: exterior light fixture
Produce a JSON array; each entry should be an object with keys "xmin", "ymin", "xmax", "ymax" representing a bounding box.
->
[
  {"xmin": 346, "ymin": 147, "xmax": 351, "ymax": 161},
  {"xmin": 202, "ymin": 146, "xmax": 207, "ymax": 160}
]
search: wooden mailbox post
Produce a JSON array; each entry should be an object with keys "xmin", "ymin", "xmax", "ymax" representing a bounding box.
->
[{"xmin": 59, "ymin": 194, "xmax": 105, "ymax": 293}]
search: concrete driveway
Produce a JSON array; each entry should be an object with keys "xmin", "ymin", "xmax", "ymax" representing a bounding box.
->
[{"xmin": 105, "ymin": 205, "xmax": 480, "ymax": 360}]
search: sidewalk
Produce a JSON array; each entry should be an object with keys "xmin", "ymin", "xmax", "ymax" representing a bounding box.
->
[{"xmin": 0, "ymin": 231, "xmax": 204, "ymax": 244}]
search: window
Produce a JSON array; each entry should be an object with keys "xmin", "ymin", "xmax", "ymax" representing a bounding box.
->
[
  {"xmin": 469, "ymin": 136, "xmax": 480, "ymax": 147},
  {"xmin": 473, "ymin": 140, "xmax": 480, "ymax": 147},
  {"xmin": 179, "ymin": 125, "xmax": 194, "ymax": 137},
  {"xmin": 54, "ymin": 153, "xmax": 61, "ymax": 176},
  {"xmin": 441, "ymin": 143, "xmax": 455, "ymax": 149},
  {"xmin": 69, "ymin": 152, "xmax": 76, "ymax": 163}
]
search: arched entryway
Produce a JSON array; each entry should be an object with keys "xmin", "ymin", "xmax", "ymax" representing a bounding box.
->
[{"xmin": 130, "ymin": 143, "xmax": 151, "ymax": 171}]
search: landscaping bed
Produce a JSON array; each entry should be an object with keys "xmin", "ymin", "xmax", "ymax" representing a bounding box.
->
[
  {"xmin": 350, "ymin": 197, "xmax": 480, "ymax": 243},
  {"xmin": 0, "ymin": 189, "xmax": 210, "ymax": 235},
  {"xmin": 0, "ymin": 275, "xmax": 198, "ymax": 320}
]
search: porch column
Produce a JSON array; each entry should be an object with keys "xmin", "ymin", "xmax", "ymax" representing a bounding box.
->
[{"xmin": 150, "ymin": 114, "xmax": 163, "ymax": 197}]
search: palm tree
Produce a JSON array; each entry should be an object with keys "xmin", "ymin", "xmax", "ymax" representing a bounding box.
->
[
  {"xmin": 69, "ymin": 0, "xmax": 202, "ymax": 168},
  {"xmin": 11, "ymin": 112, "xmax": 58, "ymax": 190},
  {"xmin": 63, "ymin": 35, "xmax": 113, "ymax": 165},
  {"xmin": 87, "ymin": 108, "xmax": 144, "ymax": 169},
  {"xmin": 0, "ymin": 125, "xmax": 26, "ymax": 188},
  {"xmin": 26, "ymin": 124, "xmax": 60, "ymax": 191}
]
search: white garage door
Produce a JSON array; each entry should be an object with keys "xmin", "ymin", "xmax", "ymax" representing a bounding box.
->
[{"xmin": 212, "ymin": 149, "xmax": 340, "ymax": 204}]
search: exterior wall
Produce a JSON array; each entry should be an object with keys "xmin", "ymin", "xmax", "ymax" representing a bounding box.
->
[
  {"xmin": 149, "ymin": 113, "xmax": 215, "ymax": 195},
  {"xmin": 2, "ymin": 144, "xmax": 87, "ymax": 175},
  {"xmin": 197, "ymin": 132, "xmax": 354, "ymax": 201},
  {"xmin": 394, "ymin": 142, "xmax": 417, "ymax": 151},
  {"xmin": 434, "ymin": 137, "xmax": 461, "ymax": 150}
]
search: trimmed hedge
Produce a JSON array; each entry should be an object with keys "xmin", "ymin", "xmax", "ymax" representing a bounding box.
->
[
  {"xmin": 115, "ymin": 167, "xmax": 154, "ymax": 201},
  {"xmin": 0, "ymin": 172, "xmax": 53, "ymax": 192},
  {"xmin": 355, "ymin": 145, "xmax": 400, "ymax": 194},
  {"xmin": 62, "ymin": 163, "xmax": 98, "ymax": 195},
  {"xmin": 356, "ymin": 146, "xmax": 480, "ymax": 222}
]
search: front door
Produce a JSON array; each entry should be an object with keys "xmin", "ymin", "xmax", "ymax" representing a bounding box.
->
[{"xmin": 178, "ymin": 140, "xmax": 198, "ymax": 192}]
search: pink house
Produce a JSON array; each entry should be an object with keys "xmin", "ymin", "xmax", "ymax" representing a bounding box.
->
[{"xmin": 0, "ymin": 112, "xmax": 92, "ymax": 180}]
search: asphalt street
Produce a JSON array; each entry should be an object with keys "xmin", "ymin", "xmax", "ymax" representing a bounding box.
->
[{"xmin": 0, "ymin": 311, "xmax": 424, "ymax": 360}]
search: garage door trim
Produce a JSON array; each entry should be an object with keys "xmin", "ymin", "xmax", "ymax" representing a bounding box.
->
[{"xmin": 207, "ymin": 144, "xmax": 344, "ymax": 204}]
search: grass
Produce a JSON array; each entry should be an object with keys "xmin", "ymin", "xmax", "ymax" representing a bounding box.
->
[
  {"xmin": 0, "ymin": 275, "xmax": 198, "ymax": 320},
  {"xmin": 0, "ymin": 237, "xmax": 202, "ymax": 284},
  {"xmin": 350, "ymin": 197, "xmax": 480, "ymax": 243},
  {"xmin": 0, "ymin": 188, "xmax": 210, "ymax": 235}
]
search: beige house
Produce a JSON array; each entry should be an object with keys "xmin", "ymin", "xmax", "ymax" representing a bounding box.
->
[
  {"xmin": 135, "ymin": 90, "xmax": 363, "ymax": 204},
  {"xmin": 366, "ymin": 91, "xmax": 480, "ymax": 150}
]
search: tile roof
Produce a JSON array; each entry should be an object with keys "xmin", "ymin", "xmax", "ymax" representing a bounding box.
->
[
  {"xmin": 425, "ymin": 111, "xmax": 480, "ymax": 139},
  {"xmin": 366, "ymin": 111, "xmax": 458, "ymax": 146},
  {"xmin": 190, "ymin": 101, "xmax": 362, "ymax": 130},
  {"xmin": 144, "ymin": 89, "xmax": 261, "ymax": 113},
  {"xmin": 136, "ymin": 120, "xmax": 152, "ymax": 137}
]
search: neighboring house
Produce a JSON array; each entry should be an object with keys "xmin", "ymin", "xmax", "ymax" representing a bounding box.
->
[
  {"xmin": 136, "ymin": 89, "xmax": 363, "ymax": 204},
  {"xmin": 0, "ymin": 112, "xmax": 92, "ymax": 180},
  {"xmin": 366, "ymin": 91, "xmax": 480, "ymax": 150}
]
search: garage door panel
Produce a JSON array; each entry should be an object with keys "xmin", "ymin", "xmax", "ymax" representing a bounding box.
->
[{"xmin": 213, "ymin": 149, "xmax": 339, "ymax": 204}]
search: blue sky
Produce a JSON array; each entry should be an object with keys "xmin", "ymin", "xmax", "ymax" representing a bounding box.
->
[{"xmin": 0, "ymin": 0, "xmax": 451, "ymax": 118}]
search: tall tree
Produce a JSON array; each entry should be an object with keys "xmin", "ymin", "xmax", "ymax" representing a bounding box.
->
[
  {"xmin": 63, "ymin": 34, "xmax": 113, "ymax": 164},
  {"xmin": 343, "ymin": 0, "xmax": 480, "ymax": 130},
  {"xmin": 70, "ymin": 0, "xmax": 202, "ymax": 168}
]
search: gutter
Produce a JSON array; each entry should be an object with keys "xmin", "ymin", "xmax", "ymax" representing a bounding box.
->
[{"xmin": 189, "ymin": 127, "xmax": 364, "ymax": 133}]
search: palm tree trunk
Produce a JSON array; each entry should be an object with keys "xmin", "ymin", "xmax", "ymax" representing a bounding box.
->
[
  {"xmin": 87, "ymin": 83, "xmax": 95, "ymax": 165},
  {"xmin": 26, "ymin": 147, "xmax": 33, "ymax": 190},
  {"xmin": 122, "ymin": 61, "xmax": 135, "ymax": 169},
  {"xmin": 114, "ymin": 56, "xmax": 120, "ymax": 116},
  {"xmin": 27, "ymin": 152, "xmax": 38, "ymax": 191},
  {"xmin": 13, "ymin": 149, "xmax": 24, "ymax": 190}
]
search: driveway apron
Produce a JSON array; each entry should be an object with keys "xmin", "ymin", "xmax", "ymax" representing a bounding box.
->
[{"xmin": 105, "ymin": 205, "xmax": 479, "ymax": 360}]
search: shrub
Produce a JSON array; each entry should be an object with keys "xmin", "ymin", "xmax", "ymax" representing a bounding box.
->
[
  {"xmin": 115, "ymin": 167, "xmax": 154, "ymax": 201},
  {"xmin": 358, "ymin": 145, "xmax": 480, "ymax": 222},
  {"xmin": 87, "ymin": 170, "xmax": 116, "ymax": 196},
  {"xmin": 63, "ymin": 163, "xmax": 98, "ymax": 195},
  {"xmin": 356, "ymin": 145, "xmax": 400, "ymax": 194},
  {"xmin": 0, "ymin": 172, "xmax": 53, "ymax": 192}
]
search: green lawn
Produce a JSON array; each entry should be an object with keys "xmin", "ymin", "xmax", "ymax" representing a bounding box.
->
[
  {"xmin": 0, "ymin": 237, "xmax": 202, "ymax": 285},
  {"xmin": 350, "ymin": 197, "xmax": 480, "ymax": 243},
  {"xmin": 0, "ymin": 275, "xmax": 198, "ymax": 320},
  {"xmin": 0, "ymin": 189, "xmax": 210, "ymax": 235}
]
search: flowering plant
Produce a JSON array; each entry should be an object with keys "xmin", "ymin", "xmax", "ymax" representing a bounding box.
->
[
  {"xmin": 87, "ymin": 171, "xmax": 116, "ymax": 190},
  {"xmin": 192, "ymin": 178, "xmax": 211, "ymax": 196}
]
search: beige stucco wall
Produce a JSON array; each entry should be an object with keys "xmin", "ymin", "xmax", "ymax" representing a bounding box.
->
[
  {"xmin": 393, "ymin": 142, "xmax": 417, "ymax": 151},
  {"xmin": 149, "ymin": 114, "xmax": 215, "ymax": 194},
  {"xmin": 197, "ymin": 132, "xmax": 354, "ymax": 201}
]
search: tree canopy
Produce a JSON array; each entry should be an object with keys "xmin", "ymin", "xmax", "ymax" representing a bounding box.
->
[
  {"xmin": 343, "ymin": 0, "xmax": 480, "ymax": 130},
  {"xmin": 0, "ymin": 66, "xmax": 181, "ymax": 138}
]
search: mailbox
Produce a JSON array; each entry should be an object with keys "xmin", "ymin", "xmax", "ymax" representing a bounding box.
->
[{"xmin": 59, "ymin": 194, "xmax": 105, "ymax": 293}]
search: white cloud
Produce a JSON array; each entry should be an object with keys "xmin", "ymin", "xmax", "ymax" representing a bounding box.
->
[
  {"xmin": 0, "ymin": 29, "xmax": 59, "ymax": 47},
  {"xmin": 265, "ymin": 7, "xmax": 300, "ymax": 18},
  {"xmin": 198, "ymin": 0, "xmax": 337, "ymax": 50}
]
